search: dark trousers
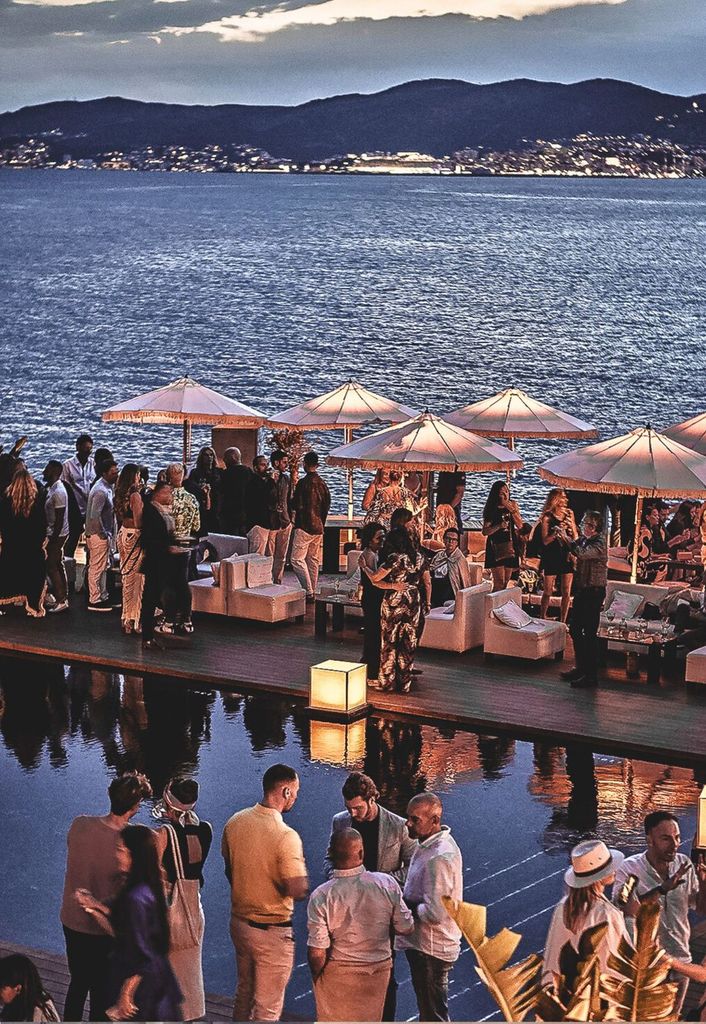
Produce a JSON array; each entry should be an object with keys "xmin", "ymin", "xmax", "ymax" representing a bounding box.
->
[
  {"xmin": 569, "ymin": 586, "xmax": 605, "ymax": 682},
  {"xmin": 141, "ymin": 558, "xmax": 167, "ymax": 640},
  {"xmin": 382, "ymin": 950, "xmax": 398, "ymax": 1021},
  {"xmin": 361, "ymin": 592, "xmax": 383, "ymax": 680},
  {"xmin": 405, "ymin": 949, "xmax": 454, "ymax": 1022},
  {"xmin": 46, "ymin": 535, "xmax": 67, "ymax": 603},
  {"xmin": 166, "ymin": 552, "xmax": 192, "ymax": 625},
  {"xmin": 64, "ymin": 493, "xmax": 84, "ymax": 560},
  {"xmin": 63, "ymin": 925, "xmax": 114, "ymax": 1022}
]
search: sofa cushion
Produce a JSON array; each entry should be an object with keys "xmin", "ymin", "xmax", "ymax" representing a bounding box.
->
[
  {"xmin": 245, "ymin": 556, "xmax": 273, "ymax": 588},
  {"xmin": 492, "ymin": 600, "xmax": 534, "ymax": 629},
  {"xmin": 606, "ymin": 590, "xmax": 643, "ymax": 619}
]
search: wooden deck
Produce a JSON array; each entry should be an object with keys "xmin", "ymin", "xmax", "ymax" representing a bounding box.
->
[
  {"xmin": 1, "ymin": 601, "xmax": 705, "ymax": 767},
  {"xmin": 0, "ymin": 939, "xmax": 237, "ymax": 1022}
]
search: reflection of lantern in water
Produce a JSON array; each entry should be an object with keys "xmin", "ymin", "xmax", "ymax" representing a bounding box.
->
[
  {"xmin": 310, "ymin": 719, "xmax": 367, "ymax": 768},
  {"xmin": 309, "ymin": 661, "xmax": 368, "ymax": 718},
  {"xmin": 696, "ymin": 786, "xmax": 706, "ymax": 851}
]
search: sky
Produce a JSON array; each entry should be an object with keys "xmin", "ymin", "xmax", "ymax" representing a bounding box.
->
[{"xmin": 1, "ymin": 0, "xmax": 705, "ymax": 111}]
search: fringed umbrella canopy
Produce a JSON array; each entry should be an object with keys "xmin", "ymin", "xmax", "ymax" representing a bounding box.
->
[
  {"xmin": 445, "ymin": 387, "xmax": 597, "ymax": 440},
  {"xmin": 102, "ymin": 376, "xmax": 266, "ymax": 465},
  {"xmin": 539, "ymin": 425, "xmax": 706, "ymax": 582},
  {"xmin": 267, "ymin": 379, "xmax": 418, "ymax": 431},
  {"xmin": 327, "ymin": 412, "xmax": 523, "ymax": 473},
  {"xmin": 268, "ymin": 380, "xmax": 418, "ymax": 518},
  {"xmin": 102, "ymin": 376, "xmax": 266, "ymax": 427},
  {"xmin": 663, "ymin": 411, "xmax": 706, "ymax": 457}
]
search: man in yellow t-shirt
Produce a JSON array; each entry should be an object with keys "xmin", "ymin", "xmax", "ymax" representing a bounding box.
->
[{"xmin": 222, "ymin": 763, "xmax": 309, "ymax": 1021}]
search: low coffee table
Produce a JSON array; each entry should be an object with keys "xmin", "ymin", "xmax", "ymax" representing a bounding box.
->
[
  {"xmin": 597, "ymin": 625, "xmax": 678, "ymax": 684},
  {"xmin": 314, "ymin": 593, "xmax": 361, "ymax": 638}
]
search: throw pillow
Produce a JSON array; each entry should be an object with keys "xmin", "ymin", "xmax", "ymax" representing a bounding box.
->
[
  {"xmin": 492, "ymin": 600, "xmax": 534, "ymax": 629},
  {"xmin": 606, "ymin": 590, "xmax": 643, "ymax": 620},
  {"xmin": 211, "ymin": 561, "xmax": 221, "ymax": 586},
  {"xmin": 246, "ymin": 556, "xmax": 274, "ymax": 588}
]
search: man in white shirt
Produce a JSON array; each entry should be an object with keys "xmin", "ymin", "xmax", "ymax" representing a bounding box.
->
[
  {"xmin": 396, "ymin": 793, "xmax": 463, "ymax": 1022},
  {"xmin": 308, "ymin": 828, "xmax": 413, "ymax": 1022},
  {"xmin": 85, "ymin": 460, "xmax": 118, "ymax": 611},
  {"xmin": 614, "ymin": 810, "xmax": 706, "ymax": 1014},
  {"xmin": 43, "ymin": 460, "xmax": 70, "ymax": 612},
  {"xmin": 61, "ymin": 433, "xmax": 95, "ymax": 558}
]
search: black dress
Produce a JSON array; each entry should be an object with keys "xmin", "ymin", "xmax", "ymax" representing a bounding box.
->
[
  {"xmin": 484, "ymin": 511, "xmax": 519, "ymax": 569},
  {"xmin": 360, "ymin": 551, "xmax": 384, "ymax": 681},
  {"xmin": 0, "ymin": 493, "xmax": 47, "ymax": 613},
  {"xmin": 539, "ymin": 513, "xmax": 575, "ymax": 575}
]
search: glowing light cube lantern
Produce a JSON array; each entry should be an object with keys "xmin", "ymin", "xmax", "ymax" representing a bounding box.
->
[{"xmin": 309, "ymin": 660, "xmax": 368, "ymax": 719}]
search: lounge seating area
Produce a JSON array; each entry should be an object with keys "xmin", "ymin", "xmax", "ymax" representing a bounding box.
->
[
  {"xmin": 483, "ymin": 588, "xmax": 566, "ymax": 661},
  {"xmin": 190, "ymin": 552, "xmax": 305, "ymax": 624}
]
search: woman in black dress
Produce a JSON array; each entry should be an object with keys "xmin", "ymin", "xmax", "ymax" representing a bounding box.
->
[
  {"xmin": 482, "ymin": 481, "xmax": 523, "ymax": 592},
  {"xmin": 0, "ymin": 465, "xmax": 47, "ymax": 617},
  {"xmin": 357, "ymin": 522, "xmax": 386, "ymax": 685},
  {"xmin": 186, "ymin": 447, "xmax": 221, "ymax": 539},
  {"xmin": 153, "ymin": 778, "xmax": 212, "ymax": 1022},
  {"xmin": 539, "ymin": 487, "xmax": 578, "ymax": 621}
]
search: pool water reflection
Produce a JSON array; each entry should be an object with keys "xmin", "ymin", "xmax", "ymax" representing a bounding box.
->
[{"xmin": 0, "ymin": 657, "xmax": 703, "ymax": 1021}]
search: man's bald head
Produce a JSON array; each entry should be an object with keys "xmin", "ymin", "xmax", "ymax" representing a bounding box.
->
[
  {"xmin": 329, "ymin": 828, "xmax": 364, "ymax": 870},
  {"xmin": 406, "ymin": 792, "xmax": 443, "ymax": 841}
]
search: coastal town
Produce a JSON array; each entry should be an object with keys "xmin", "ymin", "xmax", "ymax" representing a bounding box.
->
[{"xmin": 2, "ymin": 132, "xmax": 705, "ymax": 178}]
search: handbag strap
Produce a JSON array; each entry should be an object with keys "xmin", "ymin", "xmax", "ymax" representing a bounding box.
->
[{"xmin": 164, "ymin": 823, "xmax": 186, "ymax": 881}]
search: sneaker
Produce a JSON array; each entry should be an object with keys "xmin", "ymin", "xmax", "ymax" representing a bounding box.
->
[
  {"xmin": 88, "ymin": 600, "xmax": 113, "ymax": 613},
  {"xmin": 49, "ymin": 601, "xmax": 69, "ymax": 614},
  {"xmin": 560, "ymin": 667, "xmax": 583, "ymax": 681},
  {"xmin": 156, "ymin": 622, "xmax": 175, "ymax": 635},
  {"xmin": 44, "ymin": 593, "xmax": 57, "ymax": 608},
  {"xmin": 182, "ymin": 621, "xmax": 194, "ymax": 634}
]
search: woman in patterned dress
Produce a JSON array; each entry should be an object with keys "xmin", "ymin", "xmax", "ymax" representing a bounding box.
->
[
  {"xmin": 363, "ymin": 528, "xmax": 431, "ymax": 693},
  {"xmin": 362, "ymin": 470, "xmax": 423, "ymax": 530}
]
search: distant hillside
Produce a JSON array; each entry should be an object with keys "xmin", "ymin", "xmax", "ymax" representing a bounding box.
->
[{"xmin": 1, "ymin": 78, "xmax": 705, "ymax": 160}]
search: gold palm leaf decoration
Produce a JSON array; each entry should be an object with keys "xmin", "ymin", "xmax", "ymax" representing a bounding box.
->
[
  {"xmin": 536, "ymin": 923, "xmax": 609, "ymax": 1022},
  {"xmin": 602, "ymin": 902, "xmax": 678, "ymax": 1021},
  {"xmin": 442, "ymin": 897, "xmax": 543, "ymax": 1021}
]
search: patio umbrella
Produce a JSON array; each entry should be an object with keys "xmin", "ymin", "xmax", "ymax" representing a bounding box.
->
[
  {"xmin": 102, "ymin": 375, "xmax": 266, "ymax": 465},
  {"xmin": 268, "ymin": 380, "xmax": 419, "ymax": 518},
  {"xmin": 328, "ymin": 411, "xmax": 524, "ymax": 472},
  {"xmin": 539, "ymin": 425, "xmax": 706, "ymax": 582},
  {"xmin": 445, "ymin": 387, "xmax": 597, "ymax": 478},
  {"xmin": 663, "ymin": 411, "xmax": 706, "ymax": 457}
]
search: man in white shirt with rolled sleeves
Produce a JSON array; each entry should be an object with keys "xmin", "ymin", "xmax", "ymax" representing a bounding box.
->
[
  {"xmin": 396, "ymin": 792, "xmax": 463, "ymax": 1023},
  {"xmin": 308, "ymin": 828, "xmax": 414, "ymax": 1022},
  {"xmin": 613, "ymin": 810, "xmax": 706, "ymax": 1016}
]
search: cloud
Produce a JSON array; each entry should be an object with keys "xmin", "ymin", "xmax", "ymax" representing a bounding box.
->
[{"xmin": 163, "ymin": 0, "xmax": 627, "ymax": 43}]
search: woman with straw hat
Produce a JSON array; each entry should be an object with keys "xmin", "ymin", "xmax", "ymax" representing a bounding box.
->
[{"xmin": 543, "ymin": 839, "xmax": 631, "ymax": 986}]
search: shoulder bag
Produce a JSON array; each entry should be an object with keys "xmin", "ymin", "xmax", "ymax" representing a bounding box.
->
[{"xmin": 163, "ymin": 823, "xmax": 204, "ymax": 952}]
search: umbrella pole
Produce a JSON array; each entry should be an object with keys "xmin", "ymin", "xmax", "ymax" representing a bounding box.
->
[
  {"xmin": 507, "ymin": 436, "xmax": 515, "ymax": 484},
  {"xmin": 345, "ymin": 426, "xmax": 354, "ymax": 522},
  {"xmin": 183, "ymin": 419, "xmax": 192, "ymax": 469},
  {"xmin": 630, "ymin": 493, "xmax": 643, "ymax": 584}
]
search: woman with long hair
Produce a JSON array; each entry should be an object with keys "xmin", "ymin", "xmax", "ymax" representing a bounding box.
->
[
  {"xmin": 153, "ymin": 779, "xmax": 212, "ymax": 1022},
  {"xmin": 628, "ymin": 505, "xmax": 667, "ymax": 584},
  {"xmin": 0, "ymin": 465, "xmax": 47, "ymax": 617},
  {"xmin": 543, "ymin": 839, "xmax": 630, "ymax": 987},
  {"xmin": 358, "ymin": 521, "xmax": 386, "ymax": 685},
  {"xmin": 0, "ymin": 955, "xmax": 59, "ymax": 1022},
  {"xmin": 426, "ymin": 503, "xmax": 458, "ymax": 550},
  {"xmin": 362, "ymin": 470, "xmax": 424, "ymax": 530},
  {"xmin": 115, "ymin": 464, "xmax": 145, "ymax": 634},
  {"xmin": 186, "ymin": 447, "xmax": 220, "ymax": 538},
  {"xmin": 77, "ymin": 825, "xmax": 182, "ymax": 1021},
  {"xmin": 364, "ymin": 527, "xmax": 431, "ymax": 693},
  {"xmin": 482, "ymin": 481, "xmax": 523, "ymax": 592},
  {"xmin": 538, "ymin": 487, "xmax": 577, "ymax": 620}
]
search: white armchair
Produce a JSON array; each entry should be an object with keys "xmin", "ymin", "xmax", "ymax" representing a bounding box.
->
[
  {"xmin": 421, "ymin": 581, "xmax": 492, "ymax": 653},
  {"xmin": 483, "ymin": 588, "xmax": 566, "ymax": 661}
]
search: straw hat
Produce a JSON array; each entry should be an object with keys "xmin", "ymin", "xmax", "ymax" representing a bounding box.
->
[{"xmin": 564, "ymin": 840, "xmax": 624, "ymax": 889}]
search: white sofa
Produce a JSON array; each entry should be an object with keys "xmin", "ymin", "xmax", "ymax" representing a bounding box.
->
[
  {"xmin": 600, "ymin": 580, "xmax": 683, "ymax": 632},
  {"xmin": 190, "ymin": 553, "xmax": 305, "ymax": 623},
  {"xmin": 686, "ymin": 646, "xmax": 706, "ymax": 684},
  {"xmin": 483, "ymin": 588, "xmax": 566, "ymax": 661},
  {"xmin": 421, "ymin": 581, "xmax": 492, "ymax": 653}
]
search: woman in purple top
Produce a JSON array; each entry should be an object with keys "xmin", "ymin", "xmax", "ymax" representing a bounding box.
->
[{"xmin": 78, "ymin": 826, "xmax": 182, "ymax": 1022}]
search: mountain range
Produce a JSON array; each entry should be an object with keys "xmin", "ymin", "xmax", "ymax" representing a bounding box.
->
[{"xmin": 2, "ymin": 78, "xmax": 705, "ymax": 160}]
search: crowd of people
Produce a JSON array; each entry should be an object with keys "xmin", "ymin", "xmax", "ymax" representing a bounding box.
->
[
  {"xmin": 6, "ymin": 767, "xmax": 706, "ymax": 1023},
  {"xmin": 1, "ymin": 434, "xmax": 705, "ymax": 692}
]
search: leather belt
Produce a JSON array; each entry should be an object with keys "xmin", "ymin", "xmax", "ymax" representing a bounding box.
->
[{"xmin": 246, "ymin": 919, "xmax": 292, "ymax": 930}]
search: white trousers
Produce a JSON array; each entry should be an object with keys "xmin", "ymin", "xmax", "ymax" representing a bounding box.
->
[
  {"xmin": 248, "ymin": 525, "xmax": 273, "ymax": 555},
  {"xmin": 268, "ymin": 525, "xmax": 292, "ymax": 585},
  {"xmin": 290, "ymin": 529, "xmax": 323, "ymax": 598},
  {"xmin": 86, "ymin": 534, "xmax": 110, "ymax": 604}
]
